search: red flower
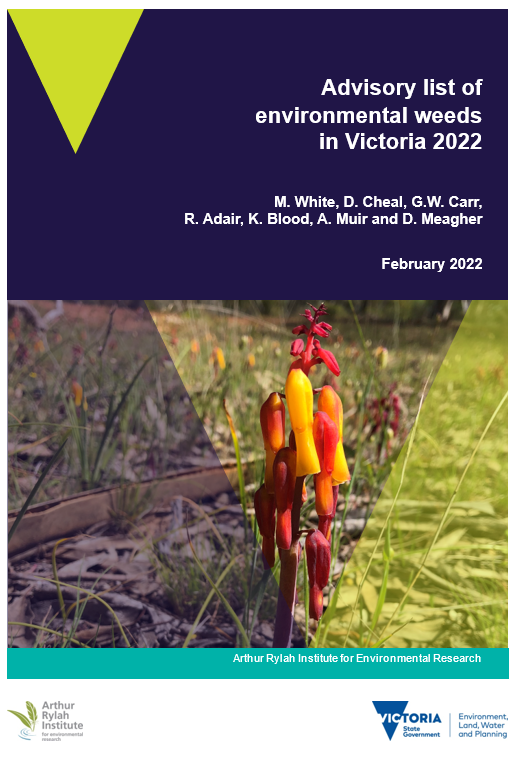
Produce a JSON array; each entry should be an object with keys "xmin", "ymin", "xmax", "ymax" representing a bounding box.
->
[
  {"xmin": 318, "ymin": 485, "xmax": 338, "ymax": 542},
  {"xmin": 288, "ymin": 430, "xmax": 308, "ymax": 502},
  {"xmin": 368, "ymin": 388, "xmax": 400, "ymax": 435},
  {"xmin": 273, "ymin": 447, "xmax": 297, "ymax": 550},
  {"xmin": 305, "ymin": 529, "xmax": 331, "ymax": 620},
  {"xmin": 313, "ymin": 411, "xmax": 339, "ymax": 516},
  {"xmin": 260, "ymin": 393, "xmax": 286, "ymax": 494},
  {"xmin": 254, "ymin": 485, "xmax": 276, "ymax": 570}
]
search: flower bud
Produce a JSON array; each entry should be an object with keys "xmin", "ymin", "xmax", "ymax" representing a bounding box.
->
[
  {"xmin": 260, "ymin": 392, "xmax": 286, "ymax": 494},
  {"xmin": 290, "ymin": 338, "xmax": 304, "ymax": 356},
  {"xmin": 313, "ymin": 411, "xmax": 338, "ymax": 516},
  {"xmin": 254, "ymin": 485, "xmax": 276, "ymax": 570},
  {"xmin": 317, "ymin": 386, "xmax": 350, "ymax": 485},
  {"xmin": 375, "ymin": 345, "xmax": 389, "ymax": 368},
  {"xmin": 313, "ymin": 340, "xmax": 341, "ymax": 376},
  {"xmin": 305, "ymin": 529, "xmax": 331, "ymax": 621},
  {"xmin": 285, "ymin": 368, "xmax": 320, "ymax": 477},
  {"xmin": 273, "ymin": 447, "xmax": 296, "ymax": 550}
]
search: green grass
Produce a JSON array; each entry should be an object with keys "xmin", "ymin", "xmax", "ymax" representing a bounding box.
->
[
  {"xmin": 319, "ymin": 300, "xmax": 508, "ymax": 648},
  {"xmin": 8, "ymin": 304, "xmax": 187, "ymax": 510},
  {"xmin": 151, "ymin": 300, "xmax": 467, "ymax": 644},
  {"xmin": 8, "ymin": 303, "xmax": 281, "ymax": 648}
]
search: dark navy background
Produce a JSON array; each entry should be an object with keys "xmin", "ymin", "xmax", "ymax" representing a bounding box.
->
[{"xmin": 8, "ymin": 10, "xmax": 507, "ymax": 297}]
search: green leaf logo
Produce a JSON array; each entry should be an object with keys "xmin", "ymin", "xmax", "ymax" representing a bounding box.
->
[
  {"xmin": 7, "ymin": 701, "xmax": 37, "ymax": 732},
  {"xmin": 26, "ymin": 701, "xmax": 38, "ymax": 726},
  {"xmin": 7, "ymin": 710, "xmax": 32, "ymax": 729}
]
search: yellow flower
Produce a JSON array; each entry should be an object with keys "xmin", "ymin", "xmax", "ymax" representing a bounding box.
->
[
  {"xmin": 215, "ymin": 347, "xmax": 225, "ymax": 370},
  {"xmin": 285, "ymin": 368, "xmax": 320, "ymax": 477},
  {"xmin": 71, "ymin": 381, "xmax": 88, "ymax": 410},
  {"xmin": 247, "ymin": 353, "xmax": 256, "ymax": 368},
  {"xmin": 317, "ymin": 385, "xmax": 350, "ymax": 485}
]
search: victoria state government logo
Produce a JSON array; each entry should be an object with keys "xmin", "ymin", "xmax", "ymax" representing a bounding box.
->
[
  {"xmin": 7, "ymin": 701, "xmax": 38, "ymax": 740},
  {"xmin": 373, "ymin": 701, "xmax": 442, "ymax": 740}
]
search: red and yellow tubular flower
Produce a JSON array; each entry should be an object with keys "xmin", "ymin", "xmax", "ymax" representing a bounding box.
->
[
  {"xmin": 305, "ymin": 529, "xmax": 331, "ymax": 621},
  {"xmin": 254, "ymin": 485, "xmax": 276, "ymax": 569},
  {"xmin": 285, "ymin": 368, "xmax": 320, "ymax": 477},
  {"xmin": 273, "ymin": 447, "xmax": 297, "ymax": 550},
  {"xmin": 288, "ymin": 429, "xmax": 308, "ymax": 502},
  {"xmin": 318, "ymin": 485, "xmax": 338, "ymax": 542},
  {"xmin": 260, "ymin": 392, "xmax": 286, "ymax": 494},
  {"xmin": 313, "ymin": 411, "xmax": 339, "ymax": 516},
  {"xmin": 317, "ymin": 385, "xmax": 350, "ymax": 485}
]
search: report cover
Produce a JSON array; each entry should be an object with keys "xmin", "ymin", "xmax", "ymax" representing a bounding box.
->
[{"xmin": 4, "ymin": 4, "xmax": 510, "ymax": 755}]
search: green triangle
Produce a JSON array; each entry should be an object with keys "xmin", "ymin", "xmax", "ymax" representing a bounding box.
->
[{"xmin": 9, "ymin": 9, "xmax": 143, "ymax": 152}]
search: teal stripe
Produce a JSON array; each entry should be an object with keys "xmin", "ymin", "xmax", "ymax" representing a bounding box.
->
[{"xmin": 7, "ymin": 648, "xmax": 508, "ymax": 679}]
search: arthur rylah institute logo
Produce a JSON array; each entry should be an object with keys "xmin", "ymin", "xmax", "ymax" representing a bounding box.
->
[{"xmin": 7, "ymin": 701, "xmax": 38, "ymax": 740}]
